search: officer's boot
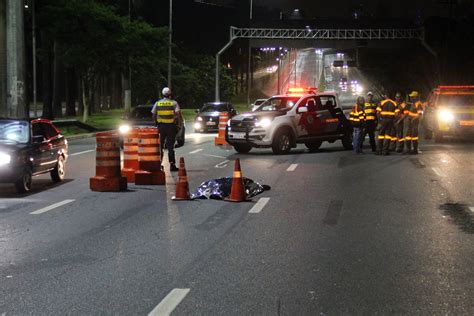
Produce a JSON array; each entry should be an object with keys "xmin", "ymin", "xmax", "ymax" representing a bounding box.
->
[
  {"xmin": 396, "ymin": 140, "xmax": 404, "ymax": 153},
  {"xmin": 404, "ymin": 141, "xmax": 411, "ymax": 155},
  {"xmin": 410, "ymin": 141, "xmax": 419, "ymax": 155},
  {"xmin": 376, "ymin": 138, "xmax": 383, "ymax": 155}
]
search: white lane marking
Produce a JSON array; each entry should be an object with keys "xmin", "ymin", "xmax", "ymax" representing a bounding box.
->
[
  {"xmin": 189, "ymin": 149, "xmax": 203, "ymax": 154},
  {"xmin": 30, "ymin": 199, "xmax": 75, "ymax": 215},
  {"xmin": 432, "ymin": 167, "xmax": 445, "ymax": 177},
  {"xmin": 215, "ymin": 160, "xmax": 230, "ymax": 168},
  {"xmin": 202, "ymin": 153, "xmax": 227, "ymax": 159},
  {"xmin": 148, "ymin": 288, "xmax": 190, "ymax": 316},
  {"xmin": 287, "ymin": 164, "xmax": 298, "ymax": 172},
  {"xmin": 249, "ymin": 197, "xmax": 270, "ymax": 214},
  {"xmin": 469, "ymin": 207, "xmax": 474, "ymax": 214},
  {"xmin": 70, "ymin": 149, "xmax": 95, "ymax": 156}
]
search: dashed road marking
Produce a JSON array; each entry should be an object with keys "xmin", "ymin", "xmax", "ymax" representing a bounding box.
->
[
  {"xmin": 215, "ymin": 160, "xmax": 230, "ymax": 168},
  {"xmin": 249, "ymin": 197, "xmax": 270, "ymax": 214},
  {"xmin": 432, "ymin": 167, "xmax": 445, "ymax": 177},
  {"xmin": 189, "ymin": 149, "xmax": 203, "ymax": 154},
  {"xmin": 69, "ymin": 149, "xmax": 95, "ymax": 156},
  {"xmin": 287, "ymin": 164, "xmax": 298, "ymax": 171},
  {"xmin": 30, "ymin": 199, "xmax": 75, "ymax": 215},
  {"xmin": 148, "ymin": 288, "xmax": 190, "ymax": 316}
]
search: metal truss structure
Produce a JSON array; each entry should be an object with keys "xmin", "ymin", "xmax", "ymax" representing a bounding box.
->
[{"xmin": 230, "ymin": 27, "xmax": 424, "ymax": 41}]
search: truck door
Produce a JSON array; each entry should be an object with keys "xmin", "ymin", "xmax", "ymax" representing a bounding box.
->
[
  {"xmin": 295, "ymin": 97, "xmax": 325, "ymax": 136},
  {"xmin": 319, "ymin": 95, "xmax": 340, "ymax": 134}
]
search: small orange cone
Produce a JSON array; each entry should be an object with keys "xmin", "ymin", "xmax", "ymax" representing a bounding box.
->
[
  {"xmin": 226, "ymin": 159, "xmax": 248, "ymax": 202},
  {"xmin": 172, "ymin": 157, "xmax": 191, "ymax": 201}
]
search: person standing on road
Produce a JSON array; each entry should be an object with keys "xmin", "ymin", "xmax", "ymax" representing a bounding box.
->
[
  {"xmin": 362, "ymin": 91, "xmax": 378, "ymax": 152},
  {"xmin": 349, "ymin": 96, "xmax": 366, "ymax": 154},
  {"xmin": 151, "ymin": 87, "xmax": 182, "ymax": 172},
  {"xmin": 376, "ymin": 94, "xmax": 398, "ymax": 155},
  {"xmin": 392, "ymin": 92, "xmax": 408, "ymax": 153},
  {"xmin": 404, "ymin": 91, "xmax": 424, "ymax": 155}
]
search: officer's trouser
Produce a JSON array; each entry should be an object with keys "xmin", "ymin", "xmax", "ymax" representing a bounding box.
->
[
  {"xmin": 405, "ymin": 119, "xmax": 420, "ymax": 152},
  {"xmin": 377, "ymin": 119, "xmax": 394, "ymax": 154},
  {"xmin": 395, "ymin": 121, "xmax": 405, "ymax": 152},
  {"xmin": 362, "ymin": 121, "xmax": 377, "ymax": 151},
  {"xmin": 157, "ymin": 123, "xmax": 177, "ymax": 165}
]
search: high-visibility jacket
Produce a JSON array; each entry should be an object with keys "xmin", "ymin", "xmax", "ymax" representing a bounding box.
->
[
  {"xmin": 404, "ymin": 101, "xmax": 424, "ymax": 120},
  {"xmin": 377, "ymin": 99, "xmax": 399, "ymax": 119},
  {"xmin": 155, "ymin": 99, "xmax": 176, "ymax": 124},
  {"xmin": 349, "ymin": 104, "xmax": 365, "ymax": 127},
  {"xmin": 364, "ymin": 102, "xmax": 378, "ymax": 121}
]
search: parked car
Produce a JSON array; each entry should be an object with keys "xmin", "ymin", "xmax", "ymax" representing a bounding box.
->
[
  {"xmin": 118, "ymin": 104, "xmax": 186, "ymax": 147},
  {"xmin": 0, "ymin": 118, "xmax": 68, "ymax": 193},
  {"xmin": 194, "ymin": 102, "xmax": 237, "ymax": 132}
]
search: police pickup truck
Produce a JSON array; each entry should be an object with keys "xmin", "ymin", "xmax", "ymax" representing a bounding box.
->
[{"xmin": 226, "ymin": 87, "xmax": 353, "ymax": 154}]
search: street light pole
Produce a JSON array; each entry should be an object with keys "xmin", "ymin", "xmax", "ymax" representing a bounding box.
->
[
  {"xmin": 247, "ymin": 0, "xmax": 252, "ymax": 106},
  {"xmin": 32, "ymin": 0, "xmax": 37, "ymax": 117},
  {"xmin": 168, "ymin": 0, "xmax": 172, "ymax": 88}
]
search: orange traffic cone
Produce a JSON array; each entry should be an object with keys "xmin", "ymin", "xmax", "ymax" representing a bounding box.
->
[
  {"xmin": 226, "ymin": 159, "xmax": 247, "ymax": 202},
  {"xmin": 172, "ymin": 157, "xmax": 191, "ymax": 201}
]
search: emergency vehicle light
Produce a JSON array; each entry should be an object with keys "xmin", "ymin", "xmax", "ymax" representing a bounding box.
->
[{"xmin": 438, "ymin": 85, "xmax": 474, "ymax": 89}]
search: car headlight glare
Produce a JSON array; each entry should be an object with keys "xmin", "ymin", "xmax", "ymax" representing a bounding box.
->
[
  {"xmin": 196, "ymin": 116, "xmax": 203, "ymax": 121},
  {"xmin": 438, "ymin": 110, "xmax": 454, "ymax": 123},
  {"xmin": 194, "ymin": 122, "xmax": 202, "ymax": 129},
  {"xmin": 0, "ymin": 152, "xmax": 11, "ymax": 166},
  {"xmin": 119, "ymin": 124, "xmax": 132, "ymax": 134},
  {"xmin": 255, "ymin": 118, "xmax": 272, "ymax": 128}
]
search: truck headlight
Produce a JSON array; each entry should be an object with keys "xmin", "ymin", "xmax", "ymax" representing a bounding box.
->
[
  {"xmin": 0, "ymin": 152, "xmax": 11, "ymax": 166},
  {"xmin": 438, "ymin": 110, "xmax": 454, "ymax": 123},
  {"xmin": 194, "ymin": 122, "xmax": 202, "ymax": 130},
  {"xmin": 119, "ymin": 124, "xmax": 132, "ymax": 134},
  {"xmin": 255, "ymin": 118, "xmax": 272, "ymax": 128}
]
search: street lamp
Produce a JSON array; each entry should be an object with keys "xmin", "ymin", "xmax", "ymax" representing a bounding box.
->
[{"xmin": 168, "ymin": 0, "xmax": 172, "ymax": 88}]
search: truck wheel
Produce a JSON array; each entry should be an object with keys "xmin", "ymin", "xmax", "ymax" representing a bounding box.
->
[
  {"xmin": 15, "ymin": 170, "xmax": 32, "ymax": 193},
  {"xmin": 51, "ymin": 156, "xmax": 66, "ymax": 183},
  {"xmin": 434, "ymin": 131, "xmax": 444, "ymax": 143},
  {"xmin": 341, "ymin": 132, "xmax": 353, "ymax": 150},
  {"xmin": 272, "ymin": 129, "xmax": 292, "ymax": 154},
  {"xmin": 305, "ymin": 141, "xmax": 322, "ymax": 152},
  {"xmin": 233, "ymin": 143, "xmax": 252, "ymax": 154}
]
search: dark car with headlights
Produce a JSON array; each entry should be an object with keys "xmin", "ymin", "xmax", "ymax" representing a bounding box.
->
[
  {"xmin": 0, "ymin": 118, "xmax": 68, "ymax": 193},
  {"xmin": 118, "ymin": 104, "xmax": 185, "ymax": 147},
  {"xmin": 194, "ymin": 102, "xmax": 237, "ymax": 133}
]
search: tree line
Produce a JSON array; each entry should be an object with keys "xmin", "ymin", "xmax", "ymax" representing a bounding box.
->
[{"xmin": 30, "ymin": 0, "xmax": 234, "ymax": 121}]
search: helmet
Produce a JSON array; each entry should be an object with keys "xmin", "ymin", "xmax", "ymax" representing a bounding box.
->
[
  {"xmin": 409, "ymin": 91, "xmax": 419, "ymax": 97},
  {"xmin": 162, "ymin": 87, "xmax": 171, "ymax": 97},
  {"xmin": 367, "ymin": 91, "xmax": 374, "ymax": 96},
  {"xmin": 395, "ymin": 92, "xmax": 402, "ymax": 98}
]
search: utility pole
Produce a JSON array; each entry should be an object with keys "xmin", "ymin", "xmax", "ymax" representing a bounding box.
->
[
  {"xmin": 168, "ymin": 0, "xmax": 172, "ymax": 88},
  {"xmin": 247, "ymin": 0, "xmax": 252, "ymax": 105},
  {"xmin": 123, "ymin": 0, "xmax": 132, "ymax": 113},
  {"xmin": 6, "ymin": 0, "xmax": 26, "ymax": 118}
]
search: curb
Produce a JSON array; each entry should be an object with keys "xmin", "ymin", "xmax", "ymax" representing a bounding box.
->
[{"xmin": 66, "ymin": 130, "xmax": 115, "ymax": 141}]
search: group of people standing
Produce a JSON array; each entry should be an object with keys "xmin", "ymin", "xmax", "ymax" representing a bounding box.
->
[{"xmin": 349, "ymin": 91, "xmax": 424, "ymax": 155}]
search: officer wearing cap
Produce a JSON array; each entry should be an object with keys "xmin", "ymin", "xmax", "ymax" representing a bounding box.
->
[
  {"xmin": 362, "ymin": 91, "xmax": 378, "ymax": 152},
  {"xmin": 151, "ymin": 87, "xmax": 182, "ymax": 172},
  {"xmin": 404, "ymin": 91, "xmax": 424, "ymax": 154}
]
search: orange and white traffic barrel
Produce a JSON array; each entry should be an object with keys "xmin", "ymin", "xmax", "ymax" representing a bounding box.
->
[
  {"xmin": 121, "ymin": 129, "xmax": 140, "ymax": 183},
  {"xmin": 134, "ymin": 128, "xmax": 166, "ymax": 185},
  {"xmin": 90, "ymin": 132, "xmax": 127, "ymax": 192},
  {"xmin": 214, "ymin": 112, "xmax": 229, "ymax": 146}
]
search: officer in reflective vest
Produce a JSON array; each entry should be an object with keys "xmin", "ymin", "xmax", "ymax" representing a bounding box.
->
[
  {"xmin": 349, "ymin": 96, "xmax": 366, "ymax": 154},
  {"xmin": 404, "ymin": 91, "xmax": 424, "ymax": 155},
  {"xmin": 362, "ymin": 91, "xmax": 378, "ymax": 152},
  {"xmin": 151, "ymin": 87, "xmax": 182, "ymax": 172},
  {"xmin": 376, "ymin": 94, "xmax": 399, "ymax": 155},
  {"xmin": 392, "ymin": 92, "xmax": 408, "ymax": 153}
]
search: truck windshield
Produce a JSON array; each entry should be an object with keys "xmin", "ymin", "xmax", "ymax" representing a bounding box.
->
[
  {"xmin": 438, "ymin": 93, "xmax": 474, "ymax": 106},
  {"xmin": 256, "ymin": 97, "xmax": 300, "ymax": 111},
  {"xmin": 0, "ymin": 120, "xmax": 30, "ymax": 144}
]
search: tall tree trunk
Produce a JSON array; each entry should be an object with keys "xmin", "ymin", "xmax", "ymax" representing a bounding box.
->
[
  {"xmin": 77, "ymin": 73, "xmax": 84, "ymax": 115},
  {"xmin": 65, "ymin": 67, "xmax": 76, "ymax": 116},
  {"xmin": 82, "ymin": 77, "xmax": 88, "ymax": 123},
  {"xmin": 52, "ymin": 40, "xmax": 63, "ymax": 117},
  {"xmin": 41, "ymin": 41, "xmax": 53, "ymax": 119},
  {"xmin": 112, "ymin": 72, "xmax": 121, "ymax": 109}
]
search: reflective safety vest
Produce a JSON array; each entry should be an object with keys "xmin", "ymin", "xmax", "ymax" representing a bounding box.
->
[
  {"xmin": 156, "ymin": 99, "xmax": 176, "ymax": 124},
  {"xmin": 404, "ymin": 101, "xmax": 424, "ymax": 120},
  {"xmin": 349, "ymin": 104, "xmax": 365, "ymax": 127},
  {"xmin": 377, "ymin": 99, "xmax": 399, "ymax": 118},
  {"xmin": 364, "ymin": 102, "xmax": 378, "ymax": 121}
]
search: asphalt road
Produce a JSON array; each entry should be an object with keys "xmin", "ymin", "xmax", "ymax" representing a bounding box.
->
[{"xmin": 0, "ymin": 129, "xmax": 473, "ymax": 315}]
